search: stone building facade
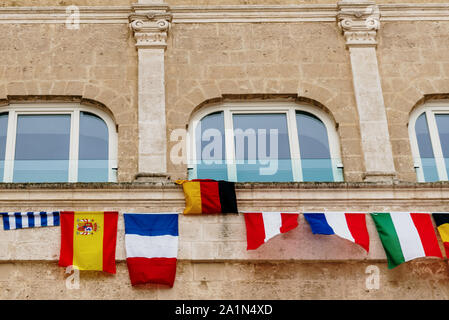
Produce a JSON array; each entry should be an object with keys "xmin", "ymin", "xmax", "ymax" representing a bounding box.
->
[{"xmin": 2, "ymin": 0, "xmax": 449, "ymax": 299}]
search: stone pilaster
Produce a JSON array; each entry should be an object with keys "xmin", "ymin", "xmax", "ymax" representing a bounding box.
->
[
  {"xmin": 129, "ymin": 2, "xmax": 172, "ymax": 182},
  {"xmin": 338, "ymin": 0, "xmax": 396, "ymax": 182}
]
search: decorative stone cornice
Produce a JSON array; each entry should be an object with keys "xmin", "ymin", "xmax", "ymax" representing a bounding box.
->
[
  {"xmin": 337, "ymin": 1, "xmax": 380, "ymax": 47},
  {"xmin": 3, "ymin": 5, "xmax": 449, "ymax": 24},
  {"xmin": 129, "ymin": 4, "xmax": 172, "ymax": 49}
]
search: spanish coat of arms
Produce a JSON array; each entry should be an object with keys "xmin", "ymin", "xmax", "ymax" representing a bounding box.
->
[{"xmin": 76, "ymin": 218, "xmax": 98, "ymax": 235}]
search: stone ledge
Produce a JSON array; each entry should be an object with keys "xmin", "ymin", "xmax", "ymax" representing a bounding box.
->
[
  {"xmin": 1, "ymin": 180, "xmax": 449, "ymax": 189},
  {"xmin": 1, "ymin": 181, "xmax": 449, "ymax": 211}
]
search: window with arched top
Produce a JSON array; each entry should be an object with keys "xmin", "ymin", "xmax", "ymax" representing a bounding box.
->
[
  {"xmin": 409, "ymin": 101, "xmax": 449, "ymax": 182},
  {"xmin": 187, "ymin": 101, "xmax": 343, "ymax": 182},
  {"xmin": 0, "ymin": 103, "xmax": 118, "ymax": 183}
]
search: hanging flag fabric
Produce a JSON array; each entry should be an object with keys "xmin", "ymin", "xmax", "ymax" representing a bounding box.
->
[
  {"xmin": 1, "ymin": 211, "xmax": 60, "ymax": 230},
  {"xmin": 175, "ymin": 179, "xmax": 238, "ymax": 214},
  {"xmin": 124, "ymin": 213, "xmax": 178, "ymax": 287},
  {"xmin": 432, "ymin": 213, "xmax": 449, "ymax": 258},
  {"xmin": 59, "ymin": 211, "xmax": 118, "ymax": 274},
  {"xmin": 371, "ymin": 212, "xmax": 442, "ymax": 269},
  {"xmin": 303, "ymin": 212, "xmax": 369, "ymax": 252},
  {"xmin": 244, "ymin": 212, "xmax": 299, "ymax": 250}
]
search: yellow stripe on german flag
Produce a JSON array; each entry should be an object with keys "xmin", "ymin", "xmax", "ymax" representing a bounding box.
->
[
  {"xmin": 176, "ymin": 179, "xmax": 238, "ymax": 214},
  {"xmin": 432, "ymin": 213, "xmax": 449, "ymax": 258}
]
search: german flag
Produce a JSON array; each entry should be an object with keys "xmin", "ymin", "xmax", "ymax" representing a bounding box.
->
[
  {"xmin": 433, "ymin": 213, "xmax": 449, "ymax": 257},
  {"xmin": 176, "ymin": 179, "xmax": 238, "ymax": 214}
]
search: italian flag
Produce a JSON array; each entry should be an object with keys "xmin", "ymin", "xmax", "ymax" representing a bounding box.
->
[{"xmin": 371, "ymin": 212, "xmax": 442, "ymax": 269}]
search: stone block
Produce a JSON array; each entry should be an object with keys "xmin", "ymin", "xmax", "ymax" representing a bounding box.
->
[
  {"xmin": 191, "ymin": 242, "xmax": 219, "ymax": 260},
  {"xmin": 202, "ymin": 222, "xmax": 245, "ymax": 241},
  {"xmin": 193, "ymin": 262, "xmax": 225, "ymax": 281}
]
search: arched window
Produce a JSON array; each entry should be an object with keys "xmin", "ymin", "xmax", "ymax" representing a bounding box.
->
[
  {"xmin": 409, "ymin": 101, "xmax": 449, "ymax": 182},
  {"xmin": 188, "ymin": 101, "xmax": 343, "ymax": 182},
  {"xmin": 0, "ymin": 103, "xmax": 117, "ymax": 183}
]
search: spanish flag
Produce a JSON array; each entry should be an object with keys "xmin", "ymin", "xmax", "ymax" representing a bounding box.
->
[
  {"xmin": 176, "ymin": 179, "xmax": 238, "ymax": 214},
  {"xmin": 433, "ymin": 213, "xmax": 449, "ymax": 257},
  {"xmin": 59, "ymin": 211, "xmax": 118, "ymax": 274}
]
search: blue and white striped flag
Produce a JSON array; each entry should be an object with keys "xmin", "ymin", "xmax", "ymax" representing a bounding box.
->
[{"xmin": 1, "ymin": 212, "xmax": 60, "ymax": 230}]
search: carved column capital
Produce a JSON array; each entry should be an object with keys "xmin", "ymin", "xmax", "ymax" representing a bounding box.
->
[
  {"xmin": 129, "ymin": 4, "xmax": 172, "ymax": 49},
  {"xmin": 337, "ymin": 1, "xmax": 380, "ymax": 47}
]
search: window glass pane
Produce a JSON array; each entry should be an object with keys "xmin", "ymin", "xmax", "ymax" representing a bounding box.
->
[
  {"xmin": 78, "ymin": 112, "xmax": 109, "ymax": 182},
  {"xmin": 233, "ymin": 113, "xmax": 293, "ymax": 182},
  {"xmin": 195, "ymin": 111, "xmax": 227, "ymax": 180},
  {"xmin": 13, "ymin": 114, "xmax": 71, "ymax": 182},
  {"xmin": 415, "ymin": 113, "xmax": 438, "ymax": 182},
  {"xmin": 0, "ymin": 113, "xmax": 8, "ymax": 182},
  {"xmin": 296, "ymin": 111, "xmax": 334, "ymax": 182},
  {"xmin": 435, "ymin": 113, "xmax": 449, "ymax": 181}
]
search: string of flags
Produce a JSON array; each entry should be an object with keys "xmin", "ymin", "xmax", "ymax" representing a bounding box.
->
[{"xmin": 1, "ymin": 179, "xmax": 449, "ymax": 288}]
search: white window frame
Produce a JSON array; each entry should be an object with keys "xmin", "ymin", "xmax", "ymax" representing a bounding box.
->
[
  {"xmin": 409, "ymin": 100, "xmax": 449, "ymax": 182},
  {"xmin": 0, "ymin": 102, "xmax": 118, "ymax": 183},
  {"xmin": 187, "ymin": 101, "xmax": 343, "ymax": 182}
]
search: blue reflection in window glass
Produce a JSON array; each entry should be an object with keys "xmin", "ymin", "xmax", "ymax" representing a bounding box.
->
[
  {"xmin": 435, "ymin": 114, "xmax": 449, "ymax": 181},
  {"xmin": 233, "ymin": 113, "xmax": 293, "ymax": 182},
  {"xmin": 13, "ymin": 114, "xmax": 71, "ymax": 182},
  {"xmin": 195, "ymin": 111, "xmax": 227, "ymax": 180},
  {"xmin": 296, "ymin": 111, "xmax": 334, "ymax": 182},
  {"xmin": 0, "ymin": 113, "xmax": 8, "ymax": 182},
  {"xmin": 78, "ymin": 112, "xmax": 109, "ymax": 182},
  {"xmin": 415, "ymin": 113, "xmax": 438, "ymax": 182}
]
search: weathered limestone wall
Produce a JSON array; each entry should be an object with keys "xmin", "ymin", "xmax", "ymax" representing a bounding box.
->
[
  {"xmin": 378, "ymin": 21, "xmax": 449, "ymax": 182},
  {"xmin": 165, "ymin": 22, "xmax": 363, "ymax": 181},
  {"xmin": 0, "ymin": 23, "xmax": 138, "ymax": 182},
  {"xmin": 3, "ymin": 8, "xmax": 448, "ymax": 184},
  {"xmin": 3, "ymin": 1, "xmax": 449, "ymax": 300},
  {"xmin": 1, "ymin": 260, "xmax": 448, "ymax": 300},
  {"xmin": 0, "ymin": 16, "xmax": 365, "ymax": 184}
]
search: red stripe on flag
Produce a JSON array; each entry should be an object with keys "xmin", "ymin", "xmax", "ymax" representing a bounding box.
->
[
  {"xmin": 244, "ymin": 213, "xmax": 266, "ymax": 250},
  {"xmin": 199, "ymin": 181, "xmax": 222, "ymax": 214},
  {"xmin": 345, "ymin": 213, "xmax": 370, "ymax": 252},
  {"xmin": 410, "ymin": 213, "xmax": 443, "ymax": 258},
  {"xmin": 127, "ymin": 257, "xmax": 177, "ymax": 287},
  {"xmin": 280, "ymin": 213, "xmax": 299, "ymax": 234},
  {"xmin": 103, "ymin": 211, "xmax": 118, "ymax": 274},
  {"xmin": 59, "ymin": 211, "xmax": 75, "ymax": 268}
]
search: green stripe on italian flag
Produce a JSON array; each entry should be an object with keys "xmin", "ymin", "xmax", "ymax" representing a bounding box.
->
[{"xmin": 371, "ymin": 212, "xmax": 442, "ymax": 269}]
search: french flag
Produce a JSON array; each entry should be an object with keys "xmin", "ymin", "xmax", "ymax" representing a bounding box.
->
[
  {"xmin": 124, "ymin": 213, "xmax": 179, "ymax": 287},
  {"xmin": 303, "ymin": 212, "xmax": 369, "ymax": 252},
  {"xmin": 244, "ymin": 212, "xmax": 299, "ymax": 250}
]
